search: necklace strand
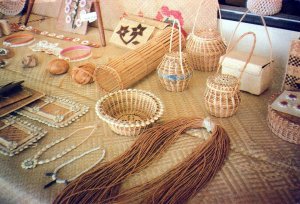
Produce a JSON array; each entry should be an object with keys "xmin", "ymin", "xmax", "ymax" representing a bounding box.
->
[
  {"xmin": 44, "ymin": 146, "xmax": 105, "ymax": 188},
  {"xmin": 21, "ymin": 125, "xmax": 98, "ymax": 170}
]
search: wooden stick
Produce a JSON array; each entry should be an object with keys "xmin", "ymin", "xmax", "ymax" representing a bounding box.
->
[
  {"xmin": 24, "ymin": 0, "xmax": 35, "ymax": 26},
  {"xmin": 94, "ymin": 0, "xmax": 106, "ymax": 47}
]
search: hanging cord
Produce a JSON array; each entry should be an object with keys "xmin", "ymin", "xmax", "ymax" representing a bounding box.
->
[{"xmin": 169, "ymin": 19, "xmax": 184, "ymax": 75}]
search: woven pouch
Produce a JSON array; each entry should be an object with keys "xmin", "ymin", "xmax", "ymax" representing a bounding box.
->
[{"xmin": 247, "ymin": 0, "xmax": 283, "ymax": 16}]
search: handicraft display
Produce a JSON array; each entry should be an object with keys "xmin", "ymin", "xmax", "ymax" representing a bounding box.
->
[
  {"xmin": 284, "ymin": 39, "xmax": 300, "ymax": 91},
  {"xmin": 16, "ymin": 95, "xmax": 89, "ymax": 128},
  {"xmin": 204, "ymin": 32, "xmax": 256, "ymax": 118},
  {"xmin": 54, "ymin": 117, "xmax": 230, "ymax": 204},
  {"xmin": 95, "ymin": 27, "xmax": 181, "ymax": 92},
  {"xmin": 157, "ymin": 19, "xmax": 193, "ymax": 92},
  {"xmin": 0, "ymin": 115, "xmax": 47, "ymax": 156},
  {"xmin": 57, "ymin": 0, "xmax": 93, "ymax": 35},
  {"xmin": 110, "ymin": 16, "xmax": 155, "ymax": 49},
  {"xmin": 95, "ymin": 89, "xmax": 164, "ymax": 136},
  {"xmin": 267, "ymin": 91, "xmax": 300, "ymax": 145}
]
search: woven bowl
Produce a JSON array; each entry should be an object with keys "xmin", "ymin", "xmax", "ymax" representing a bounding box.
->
[{"xmin": 96, "ymin": 89, "xmax": 164, "ymax": 136}]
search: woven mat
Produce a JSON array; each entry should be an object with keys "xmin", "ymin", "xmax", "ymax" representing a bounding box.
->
[{"xmin": 0, "ymin": 17, "xmax": 299, "ymax": 204}]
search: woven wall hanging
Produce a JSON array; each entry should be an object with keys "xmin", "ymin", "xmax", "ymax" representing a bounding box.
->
[
  {"xmin": 54, "ymin": 117, "xmax": 230, "ymax": 204},
  {"xmin": 157, "ymin": 19, "xmax": 193, "ymax": 92},
  {"xmin": 0, "ymin": 0, "xmax": 26, "ymax": 16},
  {"xmin": 204, "ymin": 32, "xmax": 256, "ymax": 118},
  {"xmin": 186, "ymin": 1, "xmax": 226, "ymax": 72}
]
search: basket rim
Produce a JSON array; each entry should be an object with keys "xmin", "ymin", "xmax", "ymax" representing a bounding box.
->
[{"xmin": 95, "ymin": 89, "xmax": 164, "ymax": 128}]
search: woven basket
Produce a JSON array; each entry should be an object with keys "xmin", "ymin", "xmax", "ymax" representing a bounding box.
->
[
  {"xmin": 186, "ymin": 2, "xmax": 226, "ymax": 72},
  {"xmin": 247, "ymin": 0, "xmax": 282, "ymax": 16},
  {"xmin": 267, "ymin": 93, "xmax": 300, "ymax": 144},
  {"xmin": 157, "ymin": 19, "xmax": 193, "ymax": 92},
  {"xmin": 204, "ymin": 32, "xmax": 256, "ymax": 118},
  {"xmin": 95, "ymin": 89, "xmax": 164, "ymax": 136}
]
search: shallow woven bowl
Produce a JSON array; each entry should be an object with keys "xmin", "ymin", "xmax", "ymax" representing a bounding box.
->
[
  {"xmin": 204, "ymin": 74, "xmax": 241, "ymax": 118},
  {"xmin": 96, "ymin": 89, "xmax": 164, "ymax": 136}
]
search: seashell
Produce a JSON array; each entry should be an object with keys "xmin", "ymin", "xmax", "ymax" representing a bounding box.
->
[
  {"xmin": 48, "ymin": 59, "xmax": 69, "ymax": 75},
  {"xmin": 71, "ymin": 63, "xmax": 96, "ymax": 85},
  {"xmin": 22, "ymin": 54, "xmax": 38, "ymax": 68}
]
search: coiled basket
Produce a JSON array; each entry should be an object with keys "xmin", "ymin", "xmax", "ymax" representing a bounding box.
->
[
  {"xmin": 95, "ymin": 89, "xmax": 164, "ymax": 136},
  {"xmin": 204, "ymin": 32, "xmax": 256, "ymax": 118}
]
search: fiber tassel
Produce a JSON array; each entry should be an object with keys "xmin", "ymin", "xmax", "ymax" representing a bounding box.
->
[{"xmin": 54, "ymin": 118, "xmax": 230, "ymax": 204}]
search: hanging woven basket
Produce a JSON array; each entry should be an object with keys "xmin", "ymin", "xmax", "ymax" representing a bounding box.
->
[
  {"xmin": 247, "ymin": 0, "xmax": 283, "ymax": 16},
  {"xmin": 204, "ymin": 32, "xmax": 256, "ymax": 118},
  {"xmin": 157, "ymin": 19, "xmax": 193, "ymax": 92},
  {"xmin": 186, "ymin": 2, "xmax": 226, "ymax": 72}
]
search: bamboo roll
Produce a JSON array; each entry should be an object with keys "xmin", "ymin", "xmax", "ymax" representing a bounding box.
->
[{"xmin": 95, "ymin": 27, "xmax": 183, "ymax": 92}]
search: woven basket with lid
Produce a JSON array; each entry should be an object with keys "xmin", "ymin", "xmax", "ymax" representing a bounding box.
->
[
  {"xmin": 186, "ymin": 2, "xmax": 226, "ymax": 72},
  {"xmin": 204, "ymin": 32, "xmax": 256, "ymax": 118},
  {"xmin": 157, "ymin": 19, "xmax": 193, "ymax": 92},
  {"xmin": 247, "ymin": 0, "xmax": 282, "ymax": 16}
]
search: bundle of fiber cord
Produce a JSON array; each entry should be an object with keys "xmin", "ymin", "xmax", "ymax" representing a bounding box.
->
[{"xmin": 54, "ymin": 117, "xmax": 230, "ymax": 204}]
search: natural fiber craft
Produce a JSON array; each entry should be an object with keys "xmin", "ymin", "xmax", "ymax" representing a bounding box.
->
[
  {"xmin": 0, "ymin": 0, "xmax": 26, "ymax": 16},
  {"xmin": 71, "ymin": 63, "xmax": 96, "ymax": 85},
  {"xmin": 186, "ymin": 3, "xmax": 226, "ymax": 72},
  {"xmin": 95, "ymin": 89, "xmax": 164, "ymax": 136},
  {"xmin": 95, "ymin": 27, "xmax": 181, "ymax": 92},
  {"xmin": 204, "ymin": 32, "xmax": 256, "ymax": 118},
  {"xmin": 247, "ymin": 0, "xmax": 282, "ymax": 16},
  {"xmin": 157, "ymin": 20, "xmax": 193, "ymax": 92},
  {"xmin": 267, "ymin": 93, "xmax": 300, "ymax": 145}
]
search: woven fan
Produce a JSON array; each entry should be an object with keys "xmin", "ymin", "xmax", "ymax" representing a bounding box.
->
[{"xmin": 0, "ymin": 0, "xmax": 26, "ymax": 16}]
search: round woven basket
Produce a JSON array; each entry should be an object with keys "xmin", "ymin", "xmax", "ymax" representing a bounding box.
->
[
  {"xmin": 247, "ymin": 0, "xmax": 282, "ymax": 16},
  {"xmin": 157, "ymin": 19, "xmax": 193, "ymax": 92},
  {"xmin": 95, "ymin": 89, "xmax": 164, "ymax": 136},
  {"xmin": 204, "ymin": 32, "xmax": 256, "ymax": 118},
  {"xmin": 267, "ymin": 93, "xmax": 300, "ymax": 145}
]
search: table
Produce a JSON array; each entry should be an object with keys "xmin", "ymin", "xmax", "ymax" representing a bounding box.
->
[{"xmin": 0, "ymin": 16, "xmax": 299, "ymax": 204}]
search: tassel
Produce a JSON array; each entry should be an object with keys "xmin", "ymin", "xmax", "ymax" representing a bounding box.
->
[{"xmin": 54, "ymin": 118, "xmax": 230, "ymax": 204}]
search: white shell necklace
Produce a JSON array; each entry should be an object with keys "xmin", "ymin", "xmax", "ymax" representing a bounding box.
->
[
  {"xmin": 44, "ymin": 146, "xmax": 105, "ymax": 188},
  {"xmin": 21, "ymin": 125, "xmax": 97, "ymax": 170}
]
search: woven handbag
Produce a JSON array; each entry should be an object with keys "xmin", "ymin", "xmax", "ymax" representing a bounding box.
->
[
  {"xmin": 186, "ymin": 1, "xmax": 226, "ymax": 72},
  {"xmin": 204, "ymin": 32, "xmax": 256, "ymax": 118},
  {"xmin": 247, "ymin": 0, "xmax": 282, "ymax": 16},
  {"xmin": 157, "ymin": 19, "xmax": 193, "ymax": 92}
]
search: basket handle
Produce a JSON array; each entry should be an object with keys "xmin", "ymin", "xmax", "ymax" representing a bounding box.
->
[
  {"xmin": 192, "ymin": 0, "xmax": 223, "ymax": 36},
  {"xmin": 169, "ymin": 19, "xmax": 184, "ymax": 74},
  {"xmin": 217, "ymin": 32, "xmax": 257, "ymax": 82},
  {"xmin": 227, "ymin": 10, "xmax": 273, "ymax": 70}
]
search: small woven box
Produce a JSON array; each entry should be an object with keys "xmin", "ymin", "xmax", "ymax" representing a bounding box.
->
[
  {"xmin": 204, "ymin": 32, "xmax": 256, "ymax": 118},
  {"xmin": 157, "ymin": 19, "xmax": 193, "ymax": 92},
  {"xmin": 267, "ymin": 93, "xmax": 300, "ymax": 145},
  {"xmin": 95, "ymin": 89, "xmax": 164, "ymax": 136}
]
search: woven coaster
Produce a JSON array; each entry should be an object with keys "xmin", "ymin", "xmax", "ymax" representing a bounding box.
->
[
  {"xmin": 16, "ymin": 96, "xmax": 89, "ymax": 128},
  {"xmin": 0, "ymin": 115, "xmax": 47, "ymax": 156},
  {"xmin": 0, "ymin": 87, "xmax": 45, "ymax": 117}
]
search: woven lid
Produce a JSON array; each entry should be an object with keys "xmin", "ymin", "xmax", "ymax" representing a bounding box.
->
[
  {"xmin": 207, "ymin": 74, "xmax": 239, "ymax": 92},
  {"xmin": 0, "ymin": 0, "xmax": 26, "ymax": 16}
]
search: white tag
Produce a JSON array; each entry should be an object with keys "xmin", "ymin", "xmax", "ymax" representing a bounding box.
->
[
  {"xmin": 203, "ymin": 117, "xmax": 215, "ymax": 133},
  {"xmin": 80, "ymin": 12, "xmax": 97, "ymax": 23}
]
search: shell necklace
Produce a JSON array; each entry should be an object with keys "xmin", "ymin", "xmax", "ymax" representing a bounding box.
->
[
  {"xmin": 21, "ymin": 125, "xmax": 97, "ymax": 170},
  {"xmin": 44, "ymin": 146, "xmax": 105, "ymax": 188}
]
